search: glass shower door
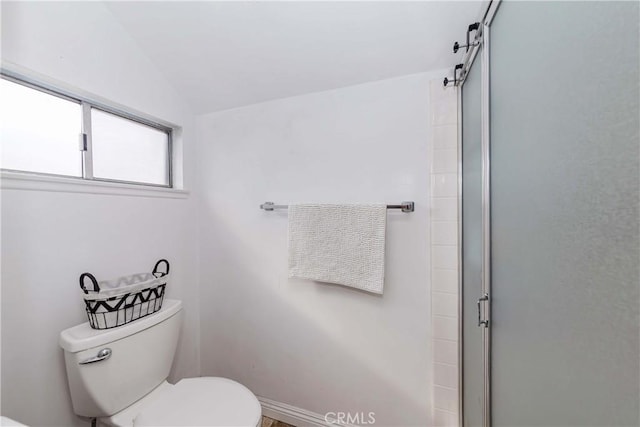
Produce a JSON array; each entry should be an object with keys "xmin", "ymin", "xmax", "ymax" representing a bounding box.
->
[
  {"xmin": 461, "ymin": 47, "xmax": 483, "ymax": 427},
  {"xmin": 489, "ymin": 1, "xmax": 640, "ymax": 425}
]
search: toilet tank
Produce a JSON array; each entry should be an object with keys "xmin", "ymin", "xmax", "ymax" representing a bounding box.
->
[{"xmin": 59, "ymin": 299, "xmax": 182, "ymax": 418}]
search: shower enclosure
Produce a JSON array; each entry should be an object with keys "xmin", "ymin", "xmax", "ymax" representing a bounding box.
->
[{"xmin": 459, "ymin": 1, "xmax": 640, "ymax": 426}]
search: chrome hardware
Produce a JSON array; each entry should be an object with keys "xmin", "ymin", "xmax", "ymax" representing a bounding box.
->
[
  {"xmin": 477, "ymin": 293, "xmax": 489, "ymax": 327},
  {"xmin": 78, "ymin": 133, "xmax": 87, "ymax": 151},
  {"xmin": 399, "ymin": 201, "xmax": 415, "ymax": 213},
  {"xmin": 79, "ymin": 348, "xmax": 112, "ymax": 365},
  {"xmin": 453, "ymin": 40, "xmax": 480, "ymax": 54},
  {"xmin": 260, "ymin": 201, "xmax": 414, "ymax": 213},
  {"xmin": 444, "ymin": 64, "xmax": 465, "ymax": 87},
  {"xmin": 260, "ymin": 202, "xmax": 276, "ymax": 211},
  {"xmin": 453, "ymin": 22, "xmax": 481, "ymax": 53}
]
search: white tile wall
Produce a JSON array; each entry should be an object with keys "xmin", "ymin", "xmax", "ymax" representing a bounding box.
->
[
  {"xmin": 432, "ymin": 269, "xmax": 458, "ymax": 294},
  {"xmin": 433, "ymin": 125, "xmax": 458, "ymax": 150},
  {"xmin": 431, "ymin": 198, "xmax": 457, "ymax": 221},
  {"xmin": 432, "ymin": 221, "xmax": 458, "ymax": 246},
  {"xmin": 432, "ymin": 149, "xmax": 457, "ymax": 174},
  {"xmin": 432, "ymin": 316, "xmax": 458, "ymax": 341},
  {"xmin": 433, "ymin": 409, "xmax": 458, "ymax": 427},
  {"xmin": 432, "ymin": 246, "xmax": 458, "ymax": 270},
  {"xmin": 433, "ymin": 386, "xmax": 459, "ymax": 413},
  {"xmin": 432, "ymin": 173, "xmax": 458, "ymax": 197},
  {"xmin": 432, "ymin": 292, "xmax": 458, "ymax": 317},
  {"xmin": 431, "ymin": 99, "xmax": 458, "ymax": 126},
  {"xmin": 433, "ymin": 339, "xmax": 458, "ymax": 364},
  {"xmin": 430, "ymin": 79, "xmax": 459, "ymax": 426},
  {"xmin": 434, "ymin": 362, "xmax": 459, "ymax": 389}
]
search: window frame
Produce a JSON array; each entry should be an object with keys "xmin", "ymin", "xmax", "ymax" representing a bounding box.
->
[{"xmin": 0, "ymin": 72, "xmax": 173, "ymax": 188}]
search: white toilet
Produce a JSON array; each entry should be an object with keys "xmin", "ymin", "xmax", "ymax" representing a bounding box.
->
[{"xmin": 59, "ymin": 299, "xmax": 262, "ymax": 427}]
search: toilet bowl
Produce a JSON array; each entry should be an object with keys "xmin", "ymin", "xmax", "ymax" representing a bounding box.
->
[
  {"xmin": 59, "ymin": 299, "xmax": 261, "ymax": 427},
  {"xmin": 101, "ymin": 378, "xmax": 261, "ymax": 427}
]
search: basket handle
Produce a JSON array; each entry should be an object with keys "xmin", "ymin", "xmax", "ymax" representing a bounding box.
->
[
  {"xmin": 79, "ymin": 273, "xmax": 100, "ymax": 294},
  {"xmin": 152, "ymin": 259, "xmax": 170, "ymax": 277}
]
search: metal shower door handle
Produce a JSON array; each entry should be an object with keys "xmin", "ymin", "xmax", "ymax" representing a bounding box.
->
[
  {"xmin": 79, "ymin": 348, "xmax": 112, "ymax": 365},
  {"xmin": 477, "ymin": 293, "xmax": 489, "ymax": 327}
]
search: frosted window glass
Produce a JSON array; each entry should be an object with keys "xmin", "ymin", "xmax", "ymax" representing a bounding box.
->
[
  {"xmin": 91, "ymin": 109, "xmax": 169, "ymax": 186},
  {"xmin": 0, "ymin": 78, "xmax": 82, "ymax": 176}
]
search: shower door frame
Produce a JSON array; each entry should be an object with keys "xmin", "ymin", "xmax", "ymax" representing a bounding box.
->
[{"xmin": 458, "ymin": 1, "xmax": 501, "ymax": 426}]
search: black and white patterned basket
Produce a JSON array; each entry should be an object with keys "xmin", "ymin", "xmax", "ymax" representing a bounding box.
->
[{"xmin": 79, "ymin": 259, "xmax": 169, "ymax": 330}]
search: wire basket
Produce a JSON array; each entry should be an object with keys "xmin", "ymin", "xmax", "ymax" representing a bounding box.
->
[{"xmin": 79, "ymin": 259, "xmax": 169, "ymax": 330}]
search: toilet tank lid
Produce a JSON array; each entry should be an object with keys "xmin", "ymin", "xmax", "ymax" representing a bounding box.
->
[{"xmin": 59, "ymin": 299, "xmax": 182, "ymax": 353}]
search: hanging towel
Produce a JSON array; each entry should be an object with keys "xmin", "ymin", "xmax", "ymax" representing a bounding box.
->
[{"xmin": 288, "ymin": 204, "xmax": 387, "ymax": 294}]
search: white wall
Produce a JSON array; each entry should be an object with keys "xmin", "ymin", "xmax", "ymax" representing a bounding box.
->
[
  {"xmin": 1, "ymin": 3, "xmax": 457, "ymax": 425},
  {"xmin": 429, "ymin": 82, "xmax": 460, "ymax": 426},
  {"xmin": 0, "ymin": 2, "xmax": 199, "ymax": 426},
  {"xmin": 196, "ymin": 72, "xmax": 439, "ymax": 425}
]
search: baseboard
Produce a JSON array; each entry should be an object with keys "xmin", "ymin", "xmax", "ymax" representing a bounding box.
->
[{"xmin": 258, "ymin": 397, "xmax": 356, "ymax": 427}]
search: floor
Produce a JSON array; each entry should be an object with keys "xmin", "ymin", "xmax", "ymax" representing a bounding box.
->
[{"xmin": 262, "ymin": 416, "xmax": 296, "ymax": 427}]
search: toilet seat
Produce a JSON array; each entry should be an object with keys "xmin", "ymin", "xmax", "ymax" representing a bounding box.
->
[{"xmin": 133, "ymin": 377, "xmax": 261, "ymax": 427}]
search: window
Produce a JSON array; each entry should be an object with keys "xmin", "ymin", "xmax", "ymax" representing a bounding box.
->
[
  {"xmin": 91, "ymin": 109, "xmax": 169, "ymax": 185},
  {"xmin": 0, "ymin": 74, "xmax": 172, "ymax": 187},
  {"xmin": 0, "ymin": 78, "xmax": 82, "ymax": 177}
]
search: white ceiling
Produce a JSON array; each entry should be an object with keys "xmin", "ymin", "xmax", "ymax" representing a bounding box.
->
[{"xmin": 105, "ymin": 1, "xmax": 483, "ymax": 114}]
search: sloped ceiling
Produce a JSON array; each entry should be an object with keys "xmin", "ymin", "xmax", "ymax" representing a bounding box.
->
[{"xmin": 105, "ymin": 1, "xmax": 483, "ymax": 114}]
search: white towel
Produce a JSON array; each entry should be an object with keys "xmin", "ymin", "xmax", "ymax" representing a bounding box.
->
[{"xmin": 288, "ymin": 204, "xmax": 387, "ymax": 294}]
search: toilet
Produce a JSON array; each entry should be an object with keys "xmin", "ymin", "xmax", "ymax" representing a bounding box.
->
[{"xmin": 59, "ymin": 299, "xmax": 262, "ymax": 427}]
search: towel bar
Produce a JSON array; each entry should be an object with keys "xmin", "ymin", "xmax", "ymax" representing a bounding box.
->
[{"xmin": 259, "ymin": 201, "xmax": 414, "ymax": 213}]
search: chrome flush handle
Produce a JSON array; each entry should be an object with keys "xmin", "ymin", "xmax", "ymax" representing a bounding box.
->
[
  {"xmin": 477, "ymin": 293, "xmax": 489, "ymax": 328},
  {"xmin": 79, "ymin": 348, "xmax": 112, "ymax": 365}
]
